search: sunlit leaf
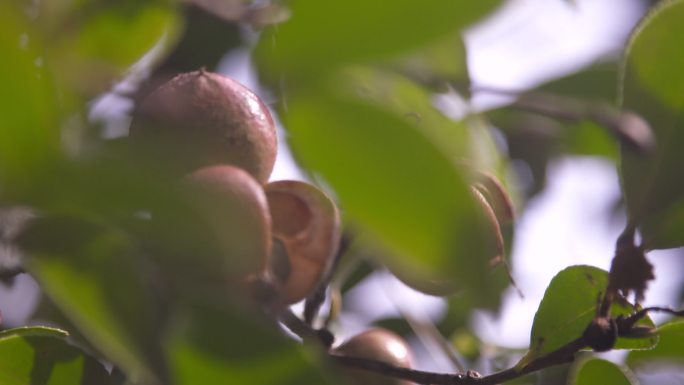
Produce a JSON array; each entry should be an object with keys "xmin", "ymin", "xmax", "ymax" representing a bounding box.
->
[
  {"xmin": 569, "ymin": 358, "xmax": 638, "ymax": 385},
  {"xmin": 620, "ymin": 0, "xmax": 684, "ymax": 249},
  {"xmin": 255, "ymin": 0, "xmax": 502, "ymax": 84},
  {"xmin": 22, "ymin": 216, "xmax": 166, "ymax": 384},
  {"xmin": 0, "ymin": 326, "xmax": 112, "ymax": 385},
  {"xmin": 339, "ymin": 67, "xmax": 470, "ymax": 159},
  {"xmin": 167, "ymin": 299, "xmax": 340, "ymax": 385},
  {"xmin": 0, "ymin": 325, "xmax": 69, "ymax": 339},
  {"xmin": 627, "ymin": 320, "xmax": 684, "ymax": 368},
  {"xmin": 282, "ymin": 82, "xmax": 502, "ymax": 304},
  {"xmin": 0, "ymin": 3, "xmax": 60, "ymax": 197},
  {"xmin": 525, "ymin": 266, "xmax": 656, "ymax": 361}
]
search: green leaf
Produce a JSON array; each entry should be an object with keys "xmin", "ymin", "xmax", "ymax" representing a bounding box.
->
[
  {"xmin": 339, "ymin": 67, "xmax": 470, "ymax": 159},
  {"xmin": 283, "ymin": 83, "xmax": 503, "ymax": 304},
  {"xmin": 0, "ymin": 326, "xmax": 112, "ymax": 385},
  {"xmin": 42, "ymin": 0, "xmax": 181, "ymax": 95},
  {"xmin": 389, "ymin": 32, "xmax": 470, "ymax": 93},
  {"xmin": 0, "ymin": 3, "xmax": 60, "ymax": 197},
  {"xmin": 620, "ymin": 0, "xmax": 684, "ymax": 249},
  {"xmin": 167, "ymin": 300, "xmax": 339, "ymax": 385},
  {"xmin": 255, "ymin": 0, "xmax": 502, "ymax": 83},
  {"xmin": 627, "ymin": 320, "xmax": 684, "ymax": 368},
  {"xmin": 569, "ymin": 358, "xmax": 638, "ymax": 385},
  {"xmin": 525, "ymin": 265, "xmax": 657, "ymax": 361},
  {"xmin": 0, "ymin": 326, "xmax": 69, "ymax": 340},
  {"xmin": 23, "ymin": 216, "xmax": 166, "ymax": 384}
]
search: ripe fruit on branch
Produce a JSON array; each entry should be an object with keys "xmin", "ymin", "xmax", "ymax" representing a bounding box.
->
[
  {"xmin": 182, "ymin": 165, "xmax": 272, "ymax": 283},
  {"xmin": 265, "ymin": 180, "xmax": 340, "ymax": 304},
  {"xmin": 334, "ymin": 328, "xmax": 415, "ymax": 385},
  {"xmin": 130, "ymin": 70, "xmax": 277, "ymax": 183}
]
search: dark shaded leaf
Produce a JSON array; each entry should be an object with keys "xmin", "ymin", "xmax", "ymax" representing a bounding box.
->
[
  {"xmin": 620, "ymin": 0, "xmax": 684, "ymax": 249},
  {"xmin": 0, "ymin": 326, "xmax": 113, "ymax": 385},
  {"xmin": 167, "ymin": 299, "xmax": 340, "ymax": 385},
  {"xmin": 21, "ymin": 215, "xmax": 167, "ymax": 384}
]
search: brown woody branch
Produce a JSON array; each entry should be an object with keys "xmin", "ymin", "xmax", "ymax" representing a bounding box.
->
[{"xmin": 332, "ymin": 337, "xmax": 586, "ymax": 385}]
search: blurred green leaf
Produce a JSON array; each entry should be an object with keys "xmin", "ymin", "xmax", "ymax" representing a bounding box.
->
[
  {"xmin": 389, "ymin": 32, "xmax": 470, "ymax": 93},
  {"xmin": 22, "ymin": 216, "xmax": 166, "ymax": 384},
  {"xmin": 0, "ymin": 326, "xmax": 112, "ymax": 385},
  {"xmin": 536, "ymin": 62, "xmax": 619, "ymax": 101},
  {"xmin": 340, "ymin": 67, "xmax": 470, "ymax": 159},
  {"xmin": 42, "ymin": 0, "xmax": 181, "ymax": 95},
  {"xmin": 627, "ymin": 320, "xmax": 684, "ymax": 368},
  {"xmin": 283, "ymin": 82, "xmax": 502, "ymax": 304},
  {"xmin": 167, "ymin": 300, "xmax": 340, "ymax": 385},
  {"xmin": 0, "ymin": 3, "xmax": 60, "ymax": 198},
  {"xmin": 525, "ymin": 265, "xmax": 657, "ymax": 361},
  {"xmin": 620, "ymin": 0, "xmax": 684, "ymax": 249},
  {"xmin": 569, "ymin": 358, "xmax": 638, "ymax": 385},
  {"xmin": 0, "ymin": 325, "xmax": 68, "ymax": 339},
  {"xmin": 255, "ymin": 0, "xmax": 502, "ymax": 84}
]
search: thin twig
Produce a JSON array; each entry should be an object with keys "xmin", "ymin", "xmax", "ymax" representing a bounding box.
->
[
  {"xmin": 303, "ymin": 230, "xmax": 352, "ymax": 325},
  {"xmin": 278, "ymin": 308, "xmax": 334, "ymax": 348}
]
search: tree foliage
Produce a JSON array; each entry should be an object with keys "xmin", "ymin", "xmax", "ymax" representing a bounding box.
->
[{"xmin": 1, "ymin": 1, "xmax": 684, "ymax": 384}]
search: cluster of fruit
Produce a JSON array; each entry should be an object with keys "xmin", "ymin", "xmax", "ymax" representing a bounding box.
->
[
  {"xmin": 131, "ymin": 70, "xmax": 416, "ymax": 384},
  {"xmin": 131, "ymin": 69, "xmax": 340, "ymax": 306}
]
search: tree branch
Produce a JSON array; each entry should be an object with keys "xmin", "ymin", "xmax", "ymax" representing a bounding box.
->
[{"xmin": 331, "ymin": 337, "xmax": 585, "ymax": 385}]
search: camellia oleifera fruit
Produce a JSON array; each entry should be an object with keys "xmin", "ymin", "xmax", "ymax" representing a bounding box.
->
[
  {"xmin": 130, "ymin": 70, "xmax": 277, "ymax": 183},
  {"xmin": 333, "ymin": 328, "xmax": 415, "ymax": 385},
  {"xmin": 181, "ymin": 165, "xmax": 272, "ymax": 285},
  {"xmin": 265, "ymin": 180, "xmax": 340, "ymax": 304}
]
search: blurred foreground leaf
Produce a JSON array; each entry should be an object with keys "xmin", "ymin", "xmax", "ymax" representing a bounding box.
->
[
  {"xmin": 255, "ymin": 0, "xmax": 502, "ymax": 84},
  {"xmin": 22, "ymin": 216, "xmax": 166, "ymax": 384},
  {"xmin": 0, "ymin": 326, "xmax": 112, "ymax": 385},
  {"xmin": 39, "ymin": 0, "xmax": 181, "ymax": 95},
  {"xmin": 620, "ymin": 0, "xmax": 684, "ymax": 249},
  {"xmin": 282, "ymin": 81, "xmax": 503, "ymax": 304},
  {"xmin": 167, "ymin": 300, "xmax": 339, "ymax": 385},
  {"xmin": 0, "ymin": 3, "xmax": 59, "ymax": 198}
]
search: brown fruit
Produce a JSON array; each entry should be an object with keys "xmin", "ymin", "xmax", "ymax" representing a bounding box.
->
[
  {"xmin": 130, "ymin": 70, "xmax": 277, "ymax": 183},
  {"xmin": 183, "ymin": 165, "xmax": 272, "ymax": 283},
  {"xmin": 265, "ymin": 180, "xmax": 340, "ymax": 304},
  {"xmin": 334, "ymin": 328, "xmax": 415, "ymax": 385}
]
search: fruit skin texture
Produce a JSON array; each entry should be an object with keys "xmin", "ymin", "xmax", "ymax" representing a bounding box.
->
[
  {"xmin": 265, "ymin": 180, "xmax": 340, "ymax": 304},
  {"xmin": 182, "ymin": 165, "xmax": 272, "ymax": 284},
  {"xmin": 334, "ymin": 329, "xmax": 415, "ymax": 385},
  {"xmin": 130, "ymin": 70, "xmax": 277, "ymax": 184}
]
